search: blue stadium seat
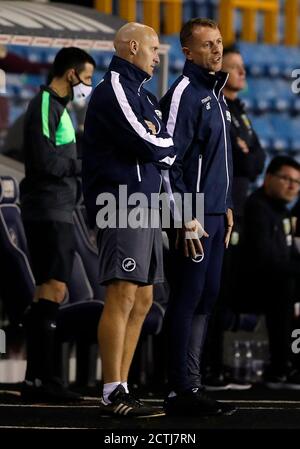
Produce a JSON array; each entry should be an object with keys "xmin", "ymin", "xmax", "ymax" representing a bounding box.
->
[
  {"xmin": 182, "ymin": 0, "xmax": 194, "ymax": 22},
  {"xmin": 291, "ymin": 97, "xmax": 300, "ymax": 113},
  {"xmin": 0, "ymin": 176, "xmax": 34, "ymax": 325},
  {"xmin": 73, "ymin": 207, "xmax": 105, "ymax": 301},
  {"xmin": 269, "ymin": 113, "xmax": 291, "ymax": 151},
  {"xmin": 102, "ymin": 53, "xmax": 114, "ymax": 70},
  {"xmin": 91, "ymin": 52, "xmax": 105, "ymax": 69},
  {"xmin": 0, "ymin": 176, "xmax": 103, "ymax": 317},
  {"xmin": 0, "ymin": 175, "xmax": 105, "ymax": 385},
  {"xmin": 249, "ymin": 115, "xmax": 273, "ymax": 149},
  {"xmin": 73, "ymin": 193, "xmax": 166, "ymax": 336},
  {"xmin": 67, "ymin": 252, "xmax": 95, "ymax": 303},
  {"xmin": 236, "ymin": 42, "xmax": 300, "ymax": 79},
  {"xmin": 161, "ymin": 35, "xmax": 184, "ymax": 73}
]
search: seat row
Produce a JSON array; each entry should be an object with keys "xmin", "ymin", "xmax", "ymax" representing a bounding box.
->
[{"xmin": 0, "ymin": 175, "xmax": 167, "ymax": 385}]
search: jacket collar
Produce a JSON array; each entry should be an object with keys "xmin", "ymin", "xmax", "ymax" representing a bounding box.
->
[
  {"xmin": 183, "ymin": 60, "xmax": 228, "ymax": 97},
  {"xmin": 108, "ymin": 55, "xmax": 151, "ymax": 91},
  {"xmin": 258, "ymin": 187, "xmax": 288, "ymax": 213},
  {"xmin": 226, "ymin": 97, "xmax": 244, "ymax": 109},
  {"xmin": 41, "ymin": 85, "xmax": 70, "ymax": 106}
]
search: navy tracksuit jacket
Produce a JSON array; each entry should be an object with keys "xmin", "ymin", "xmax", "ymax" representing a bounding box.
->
[
  {"xmin": 82, "ymin": 55, "xmax": 176, "ymax": 227},
  {"xmin": 160, "ymin": 60, "xmax": 234, "ymax": 392}
]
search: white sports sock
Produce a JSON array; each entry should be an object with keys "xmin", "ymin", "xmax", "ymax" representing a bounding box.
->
[
  {"xmin": 121, "ymin": 382, "xmax": 129, "ymax": 393},
  {"xmin": 103, "ymin": 382, "xmax": 121, "ymax": 404}
]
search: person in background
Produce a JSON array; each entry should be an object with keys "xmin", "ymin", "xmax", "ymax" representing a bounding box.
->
[
  {"xmin": 241, "ymin": 156, "xmax": 300, "ymax": 389},
  {"xmin": 222, "ymin": 46, "xmax": 266, "ymax": 219},
  {"xmin": 20, "ymin": 47, "xmax": 95, "ymax": 402},
  {"xmin": 203, "ymin": 46, "xmax": 266, "ymax": 390}
]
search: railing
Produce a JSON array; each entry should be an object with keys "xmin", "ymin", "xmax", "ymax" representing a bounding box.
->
[
  {"xmin": 94, "ymin": 0, "xmax": 300, "ymax": 46},
  {"xmin": 285, "ymin": 0, "xmax": 298, "ymax": 46},
  {"xmin": 219, "ymin": 0, "xmax": 279, "ymax": 45},
  {"xmin": 219, "ymin": 0, "xmax": 300, "ymax": 46},
  {"xmin": 94, "ymin": 0, "xmax": 182, "ymax": 34}
]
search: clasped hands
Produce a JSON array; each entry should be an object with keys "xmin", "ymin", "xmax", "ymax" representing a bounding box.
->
[
  {"xmin": 176, "ymin": 208, "xmax": 234, "ymax": 259},
  {"xmin": 175, "ymin": 219, "xmax": 208, "ymax": 260}
]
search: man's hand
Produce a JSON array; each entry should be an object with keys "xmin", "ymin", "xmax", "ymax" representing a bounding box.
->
[
  {"xmin": 145, "ymin": 120, "xmax": 157, "ymax": 135},
  {"xmin": 224, "ymin": 208, "xmax": 234, "ymax": 249},
  {"xmin": 176, "ymin": 219, "xmax": 209, "ymax": 259}
]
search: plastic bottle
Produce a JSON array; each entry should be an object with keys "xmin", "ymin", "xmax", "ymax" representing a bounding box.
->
[
  {"xmin": 244, "ymin": 340, "xmax": 253, "ymax": 382},
  {"xmin": 232, "ymin": 340, "xmax": 243, "ymax": 381}
]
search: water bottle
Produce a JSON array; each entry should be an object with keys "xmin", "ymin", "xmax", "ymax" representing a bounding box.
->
[
  {"xmin": 232, "ymin": 340, "xmax": 243, "ymax": 381},
  {"xmin": 251, "ymin": 340, "xmax": 268, "ymax": 383},
  {"xmin": 244, "ymin": 341, "xmax": 253, "ymax": 382}
]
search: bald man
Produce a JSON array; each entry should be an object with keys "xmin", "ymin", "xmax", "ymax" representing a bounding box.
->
[{"xmin": 82, "ymin": 23, "xmax": 175, "ymax": 417}]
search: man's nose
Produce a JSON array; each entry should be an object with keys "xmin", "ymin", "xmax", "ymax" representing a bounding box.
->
[{"xmin": 212, "ymin": 43, "xmax": 221, "ymax": 53}]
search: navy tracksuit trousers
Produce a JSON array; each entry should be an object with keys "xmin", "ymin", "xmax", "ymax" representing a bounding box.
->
[{"xmin": 165, "ymin": 215, "xmax": 226, "ymax": 393}]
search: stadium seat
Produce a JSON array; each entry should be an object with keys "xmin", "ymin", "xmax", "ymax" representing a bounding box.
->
[
  {"xmin": 0, "ymin": 175, "xmax": 105, "ymax": 385},
  {"xmin": 56, "ymin": 299, "xmax": 104, "ymax": 387},
  {"xmin": 67, "ymin": 251, "xmax": 95, "ymax": 304},
  {"xmin": 73, "ymin": 208, "xmax": 105, "ymax": 301},
  {"xmin": 0, "ymin": 176, "xmax": 34, "ymax": 325},
  {"xmin": 73, "ymin": 201, "xmax": 166, "ymax": 335}
]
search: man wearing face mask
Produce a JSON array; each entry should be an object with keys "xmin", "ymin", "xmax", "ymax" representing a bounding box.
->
[{"xmin": 20, "ymin": 47, "xmax": 95, "ymax": 402}]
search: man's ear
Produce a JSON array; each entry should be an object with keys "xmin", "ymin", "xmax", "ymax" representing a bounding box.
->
[
  {"xmin": 129, "ymin": 39, "xmax": 139, "ymax": 55},
  {"xmin": 182, "ymin": 47, "xmax": 192, "ymax": 61},
  {"xmin": 66, "ymin": 68, "xmax": 76, "ymax": 83},
  {"xmin": 264, "ymin": 173, "xmax": 273, "ymax": 190}
]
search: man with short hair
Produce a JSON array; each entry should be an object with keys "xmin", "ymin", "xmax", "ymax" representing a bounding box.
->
[
  {"xmin": 21, "ymin": 47, "xmax": 95, "ymax": 402},
  {"xmin": 83, "ymin": 23, "xmax": 175, "ymax": 417},
  {"xmin": 160, "ymin": 18, "xmax": 235, "ymax": 416},
  {"xmin": 241, "ymin": 156, "xmax": 300, "ymax": 389}
]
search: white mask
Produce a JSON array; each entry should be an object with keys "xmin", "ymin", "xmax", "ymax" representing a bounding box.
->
[{"xmin": 72, "ymin": 81, "xmax": 92, "ymax": 102}]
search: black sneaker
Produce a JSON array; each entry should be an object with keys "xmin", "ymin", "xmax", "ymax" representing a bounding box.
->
[
  {"xmin": 21, "ymin": 378, "xmax": 82, "ymax": 403},
  {"xmin": 99, "ymin": 385, "xmax": 165, "ymax": 418},
  {"xmin": 164, "ymin": 388, "xmax": 236, "ymax": 416},
  {"xmin": 125, "ymin": 391, "xmax": 146, "ymax": 408},
  {"xmin": 197, "ymin": 389, "xmax": 237, "ymax": 415}
]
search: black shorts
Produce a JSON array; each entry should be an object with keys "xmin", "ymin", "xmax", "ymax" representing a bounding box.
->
[
  {"xmin": 23, "ymin": 220, "xmax": 75, "ymax": 285},
  {"xmin": 97, "ymin": 209, "xmax": 164, "ymax": 286}
]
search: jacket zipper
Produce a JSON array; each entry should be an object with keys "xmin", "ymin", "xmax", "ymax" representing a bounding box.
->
[
  {"xmin": 158, "ymin": 173, "xmax": 162, "ymax": 193},
  {"xmin": 212, "ymin": 78, "xmax": 230, "ymax": 206},
  {"xmin": 138, "ymin": 77, "xmax": 149, "ymax": 95},
  {"xmin": 136, "ymin": 159, "xmax": 141, "ymax": 182},
  {"xmin": 196, "ymin": 155, "xmax": 202, "ymax": 193}
]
